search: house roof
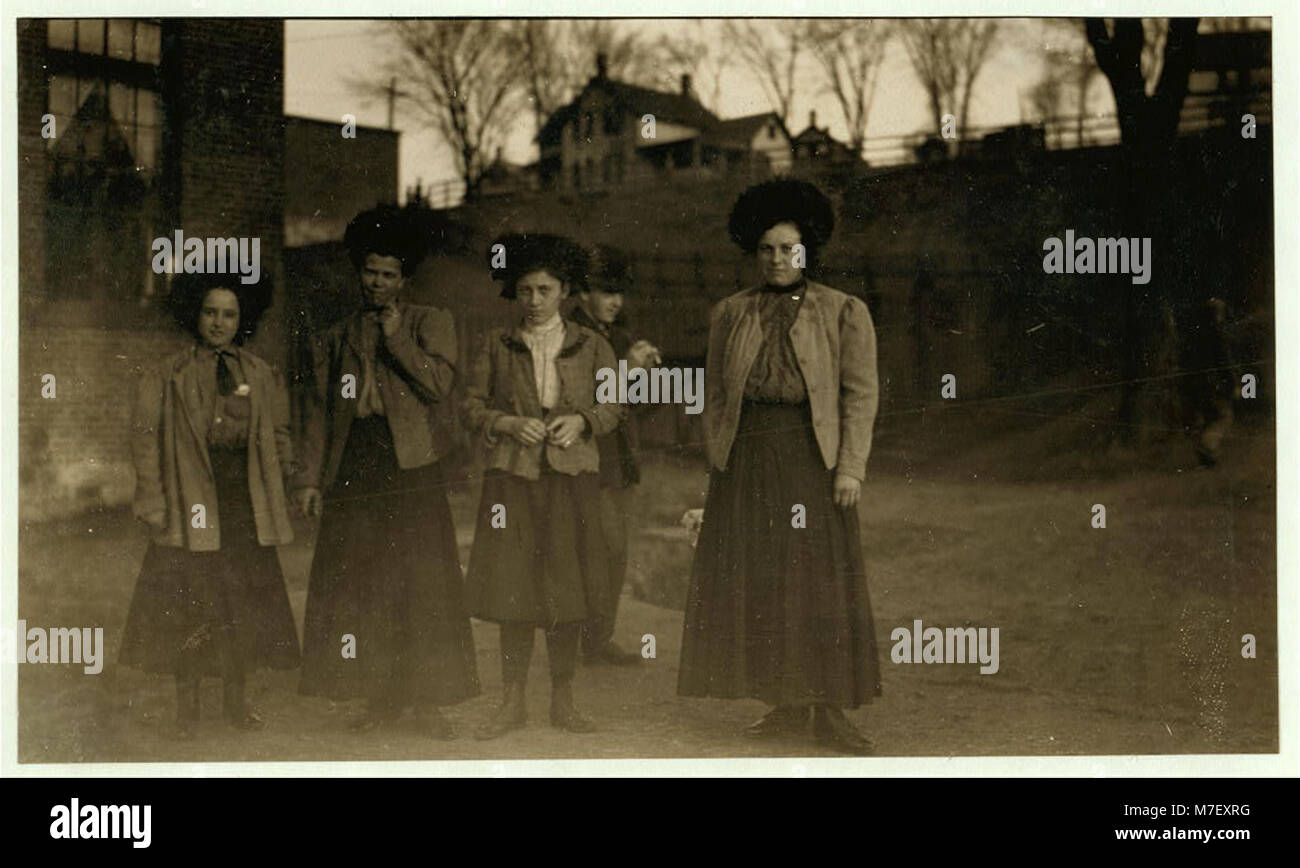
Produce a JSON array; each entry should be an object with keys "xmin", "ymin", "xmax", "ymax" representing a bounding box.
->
[
  {"xmin": 792, "ymin": 123, "xmax": 860, "ymax": 160},
  {"xmin": 538, "ymin": 74, "xmax": 721, "ymax": 144},
  {"xmin": 712, "ymin": 112, "xmax": 790, "ymax": 148}
]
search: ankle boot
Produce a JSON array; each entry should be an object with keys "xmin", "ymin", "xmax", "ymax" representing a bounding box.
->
[
  {"xmin": 174, "ymin": 676, "xmax": 200, "ymax": 740},
  {"xmin": 549, "ymin": 682, "xmax": 597, "ymax": 733},
  {"xmin": 812, "ymin": 706, "xmax": 873, "ymax": 755},
  {"xmin": 475, "ymin": 682, "xmax": 528, "ymax": 740},
  {"xmin": 222, "ymin": 677, "xmax": 265, "ymax": 731}
]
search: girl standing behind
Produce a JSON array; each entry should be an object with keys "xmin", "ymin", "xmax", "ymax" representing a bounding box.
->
[{"xmin": 463, "ymin": 233, "xmax": 625, "ymax": 740}]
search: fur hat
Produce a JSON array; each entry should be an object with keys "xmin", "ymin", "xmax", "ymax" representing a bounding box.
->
[
  {"xmin": 344, "ymin": 203, "xmax": 435, "ymax": 277},
  {"xmin": 586, "ymin": 243, "xmax": 633, "ymax": 294},
  {"xmin": 727, "ymin": 178, "xmax": 835, "ymax": 261},
  {"xmin": 488, "ymin": 232, "xmax": 590, "ymax": 299}
]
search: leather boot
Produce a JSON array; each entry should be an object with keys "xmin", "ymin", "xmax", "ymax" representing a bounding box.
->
[
  {"xmin": 413, "ymin": 705, "xmax": 457, "ymax": 740},
  {"xmin": 549, "ymin": 682, "xmax": 597, "ymax": 733},
  {"xmin": 222, "ymin": 677, "xmax": 265, "ymax": 731},
  {"xmin": 173, "ymin": 675, "xmax": 200, "ymax": 741},
  {"xmin": 812, "ymin": 706, "xmax": 873, "ymax": 755},
  {"xmin": 743, "ymin": 705, "xmax": 809, "ymax": 738},
  {"xmin": 475, "ymin": 682, "xmax": 528, "ymax": 740}
]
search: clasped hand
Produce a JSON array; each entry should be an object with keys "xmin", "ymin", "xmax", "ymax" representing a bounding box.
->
[{"xmin": 495, "ymin": 414, "xmax": 587, "ymax": 448}]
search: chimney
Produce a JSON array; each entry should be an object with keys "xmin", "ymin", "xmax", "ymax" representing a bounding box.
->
[
  {"xmin": 596, "ymin": 52, "xmax": 608, "ymax": 79},
  {"xmin": 681, "ymin": 73, "xmax": 693, "ymax": 96},
  {"xmin": 809, "ymin": 110, "xmax": 817, "ymax": 130}
]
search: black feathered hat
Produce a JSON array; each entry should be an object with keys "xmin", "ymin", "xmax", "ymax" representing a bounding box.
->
[
  {"xmin": 344, "ymin": 203, "xmax": 433, "ymax": 277},
  {"xmin": 586, "ymin": 243, "xmax": 633, "ymax": 294},
  {"xmin": 727, "ymin": 178, "xmax": 835, "ymax": 262},
  {"xmin": 488, "ymin": 232, "xmax": 590, "ymax": 299}
]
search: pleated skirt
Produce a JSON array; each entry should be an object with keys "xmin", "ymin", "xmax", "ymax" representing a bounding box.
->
[
  {"xmin": 677, "ymin": 402, "xmax": 882, "ymax": 708},
  {"xmin": 298, "ymin": 416, "xmax": 481, "ymax": 706}
]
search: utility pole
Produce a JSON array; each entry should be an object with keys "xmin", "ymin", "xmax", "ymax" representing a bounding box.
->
[{"xmin": 382, "ymin": 77, "xmax": 407, "ymax": 130}]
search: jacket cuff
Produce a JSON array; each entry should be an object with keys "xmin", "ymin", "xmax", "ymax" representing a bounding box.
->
[
  {"xmin": 834, "ymin": 456, "xmax": 866, "ymax": 482},
  {"xmin": 292, "ymin": 469, "xmax": 321, "ymax": 492},
  {"xmin": 481, "ymin": 410, "xmax": 507, "ymax": 446},
  {"xmin": 133, "ymin": 494, "xmax": 165, "ymax": 521},
  {"xmin": 577, "ymin": 408, "xmax": 602, "ymax": 439}
]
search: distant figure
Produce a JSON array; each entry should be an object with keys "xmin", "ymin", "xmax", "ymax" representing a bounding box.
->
[
  {"xmin": 677, "ymin": 178, "xmax": 883, "ymax": 755},
  {"xmin": 295, "ymin": 204, "xmax": 480, "ymax": 737},
  {"xmin": 463, "ymin": 233, "xmax": 625, "ymax": 739},
  {"xmin": 1186, "ymin": 296, "xmax": 1237, "ymax": 466},
  {"xmin": 121, "ymin": 273, "xmax": 299, "ymax": 739},
  {"xmin": 567, "ymin": 243, "xmax": 661, "ymax": 665}
]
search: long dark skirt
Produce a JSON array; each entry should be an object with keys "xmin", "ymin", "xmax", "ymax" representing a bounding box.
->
[
  {"xmin": 677, "ymin": 402, "xmax": 882, "ymax": 709},
  {"xmin": 466, "ymin": 468, "xmax": 609, "ymax": 626},
  {"xmin": 119, "ymin": 447, "xmax": 300, "ymax": 676},
  {"xmin": 299, "ymin": 416, "xmax": 480, "ymax": 707}
]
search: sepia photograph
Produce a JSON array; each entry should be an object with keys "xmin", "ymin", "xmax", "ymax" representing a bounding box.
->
[{"xmin": 5, "ymin": 4, "xmax": 1287, "ymax": 774}]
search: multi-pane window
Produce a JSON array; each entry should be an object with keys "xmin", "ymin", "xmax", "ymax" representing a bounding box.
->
[
  {"xmin": 46, "ymin": 19, "xmax": 161, "ymax": 63},
  {"xmin": 43, "ymin": 19, "xmax": 165, "ymax": 304},
  {"xmin": 45, "ymin": 20, "xmax": 161, "ymax": 172}
]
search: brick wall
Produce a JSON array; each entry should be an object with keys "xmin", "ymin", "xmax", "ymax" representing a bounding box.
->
[
  {"xmin": 18, "ymin": 18, "xmax": 287, "ymax": 520},
  {"xmin": 284, "ymin": 116, "xmax": 399, "ymax": 246}
]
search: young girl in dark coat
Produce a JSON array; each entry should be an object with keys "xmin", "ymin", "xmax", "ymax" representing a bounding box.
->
[
  {"xmin": 463, "ymin": 233, "xmax": 625, "ymax": 739},
  {"xmin": 121, "ymin": 273, "xmax": 299, "ymax": 739},
  {"xmin": 295, "ymin": 204, "xmax": 480, "ymax": 737}
]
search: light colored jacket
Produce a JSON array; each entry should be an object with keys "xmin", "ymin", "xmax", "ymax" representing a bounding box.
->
[
  {"xmin": 131, "ymin": 344, "xmax": 295, "ymax": 551},
  {"xmin": 296, "ymin": 301, "xmax": 458, "ymax": 492},
  {"xmin": 704, "ymin": 281, "xmax": 879, "ymax": 480},
  {"xmin": 463, "ymin": 320, "xmax": 625, "ymax": 479}
]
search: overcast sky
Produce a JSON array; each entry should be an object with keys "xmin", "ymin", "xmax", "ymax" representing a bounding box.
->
[{"xmin": 283, "ymin": 18, "xmax": 1112, "ymax": 199}]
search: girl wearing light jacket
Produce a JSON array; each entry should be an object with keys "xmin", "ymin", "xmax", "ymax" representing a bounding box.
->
[
  {"xmin": 120, "ymin": 272, "xmax": 299, "ymax": 739},
  {"xmin": 677, "ymin": 179, "xmax": 883, "ymax": 755},
  {"xmin": 463, "ymin": 232, "xmax": 625, "ymax": 740}
]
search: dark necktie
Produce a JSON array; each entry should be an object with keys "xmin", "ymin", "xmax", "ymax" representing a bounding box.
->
[{"xmin": 216, "ymin": 351, "xmax": 237, "ymax": 397}]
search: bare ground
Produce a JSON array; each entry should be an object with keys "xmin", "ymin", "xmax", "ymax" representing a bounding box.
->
[{"xmin": 16, "ymin": 410, "xmax": 1277, "ymax": 764}]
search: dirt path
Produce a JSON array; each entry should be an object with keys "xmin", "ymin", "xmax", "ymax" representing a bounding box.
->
[{"xmin": 16, "ymin": 451, "xmax": 1277, "ymax": 765}]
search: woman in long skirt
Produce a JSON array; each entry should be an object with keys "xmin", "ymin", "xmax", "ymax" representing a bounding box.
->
[
  {"xmin": 463, "ymin": 233, "xmax": 625, "ymax": 739},
  {"xmin": 121, "ymin": 273, "xmax": 299, "ymax": 739},
  {"xmin": 677, "ymin": 179, "xmax": 883, "ymax": 755},
  {"xmin": 295, "ymin": 204, "xmax": 479, "ymax": 736}
]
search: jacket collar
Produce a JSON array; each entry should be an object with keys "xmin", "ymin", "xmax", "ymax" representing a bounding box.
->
[
  {"xmin": 567, "ymin": 304, "xmax": 606, "ymax": 335},
  {"xmin": 501, "ymin": 318, "xmax": 589, "ymax": 358}
]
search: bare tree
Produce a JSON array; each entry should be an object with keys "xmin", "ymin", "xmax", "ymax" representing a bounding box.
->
[
  {"xmin": 505, "ymin": 19, "xmax": 670, "ymax": 137},
  {"xmin": 1085, "ymin": 17, "xmax": 1198, "ymax": 148},
  {"xmin": 506, "ymin": 20, "xmax": 579, "ymax": 139},
  {"xmin": 900, "ymin": 19, "xmax": 999, "ymax": 152},
  {"xmin": 570, "ymin": 20, "xmax": 664, "ymax": 87},
  {"xmin": 1084, "ymin": 18, "xmax": 1201, "ymax": 442},
  {"xmin": 651, "ymin": 21, "xmax": 729, "ymax": 112},
  {"xmin": 723, "ymin": 19, "xmax": 807, "ymax": 126},
  {"xmin": 805, "ymin": 20, "xmax": 892, "ymax": 155},
  {"xmin": 359, "ymin": 20, "xmax": 521, "ymax": 200},
  {"xmin": 1026, "ymin": 67, "xmax": 1065, "ymax": 148},
  {"xmin": 1033, "ymin": 19, "xmax": 1102, "ymax": 146}
]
